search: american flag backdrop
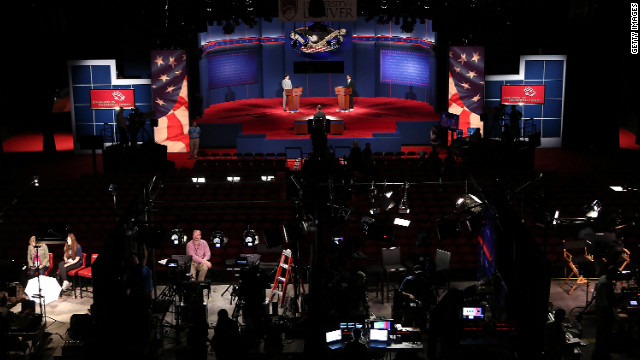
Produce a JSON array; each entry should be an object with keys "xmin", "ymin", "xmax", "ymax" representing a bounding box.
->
[
  {"xmin": 448, "ymin": 46, "xmax": 485, "ymax": 136},
  {"xmin": 151, "ymin": 50, "xmax": 189, "ymax": 152}
]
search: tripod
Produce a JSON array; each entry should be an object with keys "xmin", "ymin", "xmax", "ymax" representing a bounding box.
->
[{"xmin": 221, "ymin": 261, "xmax": 242, "ymax": 305}]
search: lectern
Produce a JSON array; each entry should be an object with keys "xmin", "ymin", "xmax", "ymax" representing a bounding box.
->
[
  {"xmin": 334, "ymin": 86, "xmax": 352, "ymax": 111},
  {"xmin": 285, "ymin": 87, "xmax": 303, "ymax": 112}
]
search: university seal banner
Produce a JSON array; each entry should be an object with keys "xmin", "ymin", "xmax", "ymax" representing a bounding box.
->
[{"xmin": 279, "ymin": 0, "xmax": 356, "ymax": 22}]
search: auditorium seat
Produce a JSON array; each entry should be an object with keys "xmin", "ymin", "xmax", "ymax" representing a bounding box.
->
[
  {"xmin": 44, "ymin": 253, "xmax": 55, "ymax": 276},
  {"xmin": 67, "ymin": 253, "xmax": 87, "ymax": 299},
  {"xmin": 78, "ymin": 254, "xmax": 98, "ymax": 298}
]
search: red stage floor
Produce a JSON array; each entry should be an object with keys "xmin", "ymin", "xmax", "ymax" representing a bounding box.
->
[{"xmin": 199, "ymin": 97, "xmax": 440, "ymax": 139}]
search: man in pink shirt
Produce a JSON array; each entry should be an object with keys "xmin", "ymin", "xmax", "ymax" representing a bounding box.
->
[{"xmin": 186, "ymin": 229, "xmax": 211, "ymax": 281}]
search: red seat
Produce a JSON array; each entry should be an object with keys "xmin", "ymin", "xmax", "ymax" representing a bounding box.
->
[
  {"xmin": 44, "ymin": 253, "xmax": 54, "ymax": 276},
  {"xmin": 67, "ymin": 253, "xmax": 87, "ymax": 299},
  {"xmin": 78, "ymin": 254, "xmax": 98, "ymax": 298}
]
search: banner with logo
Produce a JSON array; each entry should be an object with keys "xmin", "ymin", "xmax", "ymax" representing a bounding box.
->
[
  {"xmin": 90, "ymin": 89, "xmax": 135, "ymax": 109},
  {"xmin": 501, "ymin": 85, "xmax": 545, "ymax": 104},
  {"xmin": 279, "ymin": 0, "xmax": 357, "ymax": 22}
]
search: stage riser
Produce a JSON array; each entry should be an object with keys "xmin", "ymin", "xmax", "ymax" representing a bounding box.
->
[
  {"xmin": 236, "ymin": 135, "xmax": 403, "ymax": 156},
  {"xmin": 203, "ymin": 121, "xmax": 436, "ymax": 154}
]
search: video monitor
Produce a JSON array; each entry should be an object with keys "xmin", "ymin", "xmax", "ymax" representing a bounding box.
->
[
  {"xmin": 326, "ymin": 329, "xmax": 341, "ymax": 343},
  {"xmin": 372, "ymin": 320, "xmax": 392, "ymax": 330},
  {"xmin": 369, "ymin": 329, "xmax": 389, "ymax": 342},
  {"xmin": 440, "ymin": 112, "xmax": 459, "ymax": 129},
  {"xmin": 461, "ymin": 306, "xmax": 484, "ymax": 320}
]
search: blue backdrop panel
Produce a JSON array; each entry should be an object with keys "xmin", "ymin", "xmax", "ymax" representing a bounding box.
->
[
  {"xmin": 208, "ymin": 51, "xmax": 259, "ymax": 89},
  {"xmin": 199, "ymin": 17, "xmax": 436, "ymax": 108},
  {"xmin": 397, "ymin": 121, "xmax": 435, "ymax": 145},
  {"xmin": 200, "ymin": 123, "xmax": 243, "ymax": 148},
  {"xmin": 485, "ymin": 56, "xmax": 566, "ymax": 147},
  {"xmin": 68, "ymin": 60, "xmax": 153, "ymax": 151},
  {"xmin": 380, "ymin": 50, "xmax": 430, "ymax": 87}
]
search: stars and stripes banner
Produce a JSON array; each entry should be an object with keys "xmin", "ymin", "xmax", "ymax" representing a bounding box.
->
[
  {"xmin": 448, "ymin": 46, "xmax": 485, "ymax": 136},
  {"xmin": 151, "ymin": 50, "xmax": 189, "ymax": 153}
]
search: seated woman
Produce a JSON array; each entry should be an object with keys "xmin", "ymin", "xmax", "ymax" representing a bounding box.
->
[
  {"xmin": 57, "ymin": 233, "xmax": 83, "ymax": 291},
  {"xmin": 27, "ymin": 235, "xmax": 50, "ymax": 277}
]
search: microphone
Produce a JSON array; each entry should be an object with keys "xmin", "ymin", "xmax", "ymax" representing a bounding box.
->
[{"xmin": 33, "ymin": 245, "xmax": 41, "ymax": 248}]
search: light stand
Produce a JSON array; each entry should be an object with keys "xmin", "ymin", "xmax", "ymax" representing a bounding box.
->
[
  {"xmin": 32, "ymin": 275, "xmax": 63, "ymax": 329},
  {"xmin": 221, "ymin": 260, "xmax": 241, "ymax": 305}
]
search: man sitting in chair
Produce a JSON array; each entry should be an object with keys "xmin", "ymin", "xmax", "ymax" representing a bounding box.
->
[
  {"xmin": 186, "ymin": 230, "xmax": 212, "ymax": 281},
  {"xmin": 313, "ymin": 105, "xmax": 327, "ymax": 128},
  {"xmin": 397, "ymin": 265, "xmax": 435, "ymax": 329}
]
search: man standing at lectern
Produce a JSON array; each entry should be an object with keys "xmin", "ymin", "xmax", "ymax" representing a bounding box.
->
[
  {"xmin": 282, "ymin": 74, "xmax": 292, "ymax": 111},
  {"xmin": 345, "ymin": 74, "xmax": 354, "ymax": 110}
]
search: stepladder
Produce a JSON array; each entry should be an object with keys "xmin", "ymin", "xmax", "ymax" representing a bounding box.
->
[{"xmin": 268, "ymin": 249, "xmax": 305, "ymax": 307}]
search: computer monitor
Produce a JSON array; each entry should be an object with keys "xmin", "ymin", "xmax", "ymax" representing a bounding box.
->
[
  {"xmin": 461, "ymin": 306, "xmax": 484, "ymax": 320},
  {"xmin": 371, "ymin": 320, "xmax": 392, "ymax": 330},
  {"xmin": 369, "ymin": 329, "xmax": 389, "ymax": 342},
  {"xmin": 326, "ymin": 329, "xmax": 341, "ymax": 343}
]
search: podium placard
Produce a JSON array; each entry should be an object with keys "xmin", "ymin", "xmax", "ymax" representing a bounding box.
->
[
  {"xmin": 334, "ymin": 86, "xmax": 352, "ymax": 111},
  {"xmin": 285, "ymin": 87, "xmax": 303, "ymax": 112}
]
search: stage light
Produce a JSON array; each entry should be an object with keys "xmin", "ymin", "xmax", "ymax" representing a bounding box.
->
[
  {"xmin": 585, "ymin": 200, "xmax": 601, "ymax": 219},
  {"xmin": 226, "ymin": 176, "xmax": 241, "ymax": 182},
  {"xmin": 610, "ymin": 186, "xmax": 626, "ymax": 192},
  {"xmin": 360, "ymin": 216, "xmax": 375, "ymax": 233},
  {"xmin": 243, "ymin": 227, "xmax": 258, "ymax": 247},
  {"xmin": 171, "ymin": 228, "xmax": 187, "ymax": 245},
  {"xmin": 308, "ymin": 0, "xmax": 326, "ymax": 17},
  {"xmin": 455, "ymin": 194, "xmax": 483, "ymax": 213},
  {"xmin": 394, "ymin": 218, "xmax": 411, "ymax": 227},
  {"xmin": 552, "ymin": 210, "xmax": 560, "ymax": 225},
  {"xmin": 400, "ymin": 19, "xmax": 415, "ymax": 33},
  {"xmin": 31, "ymin": 176, "xmax": 40, "ymax": 187},
  {"xmin": 261, "ymin": 175, "xmax": 275, "ymax": 182},
  {"xmin": 211, "ymin": 231, "xmax": 227, "ymax": 248},
  {"xmin": 223, "ymin": 21, "xmax": 235, "ymax": 34},
  {"xmin": 191, "ymin": 177, "xmax": 206, "ymax": 183},
  {"xmin": 108, "ymin": 183, "xmax": 117, "ymax": 209},
  {"xmin": 399, "ymin": 182, "xmax": 410, "ymax": 214}
]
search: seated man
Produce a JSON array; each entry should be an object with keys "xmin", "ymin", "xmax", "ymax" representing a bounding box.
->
[
  {"xmin": 186, "ymin": 230, "xmax": 212, "ymax": 281},
  {"xmin": 313, "ymin": 105, "xmax": 328, "ymax": 132},
  {"xmin": 398, "ymin": 265, "xmax": 435, "ymax": 329}
]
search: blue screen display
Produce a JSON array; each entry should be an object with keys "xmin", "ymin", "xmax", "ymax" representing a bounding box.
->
[
  {"xmin": 208, "ymin": 52, "xmax": 258, "ymax": 89},
  {"xmin": 380, "ymin": 50, "xmax": 430, "ymax": 87}
]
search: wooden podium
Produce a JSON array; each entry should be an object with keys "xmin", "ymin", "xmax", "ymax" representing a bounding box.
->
[
  {"xmin": 334, "ymin": 86, "xmax": 352, "ymax": 111},
  {"xmin": 285, "ymin": 87, "xmax": 303, "ymax": 112}
]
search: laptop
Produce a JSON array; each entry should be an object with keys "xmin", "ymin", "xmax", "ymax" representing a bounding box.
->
[
  {"xmin": 368, "ymin": 329, "xmax": 389, "ymax": 348},
  {"xmin": 326, "ymin": 329, "xmax": 344, "ymax": 349},
  {"xmin": 170, "ymin": 254, "xmax": 192, "ymax": 266}
]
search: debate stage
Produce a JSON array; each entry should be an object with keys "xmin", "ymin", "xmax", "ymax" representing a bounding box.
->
[{"xmin": 198, "ymin": 97, "xmax": 440, "ymax": 156}]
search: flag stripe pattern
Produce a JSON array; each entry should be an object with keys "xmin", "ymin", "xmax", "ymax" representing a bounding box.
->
[
  {"xmin": 448, "ymin": 46, "xmax": 485, "ymax": 135},
  {"xmin": 151, "ymin": 50, "xmax": 190, "ymax": 152}
]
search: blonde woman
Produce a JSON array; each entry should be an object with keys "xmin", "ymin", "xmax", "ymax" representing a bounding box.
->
[{"xmin": 27, "ymin": 236, "xmax": 50, "ymax": 277}]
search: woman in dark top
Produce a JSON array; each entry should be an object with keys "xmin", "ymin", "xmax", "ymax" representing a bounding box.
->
[{"xmin": 58, "ymin": 232, "xmax": 83, "ymax": 291}]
